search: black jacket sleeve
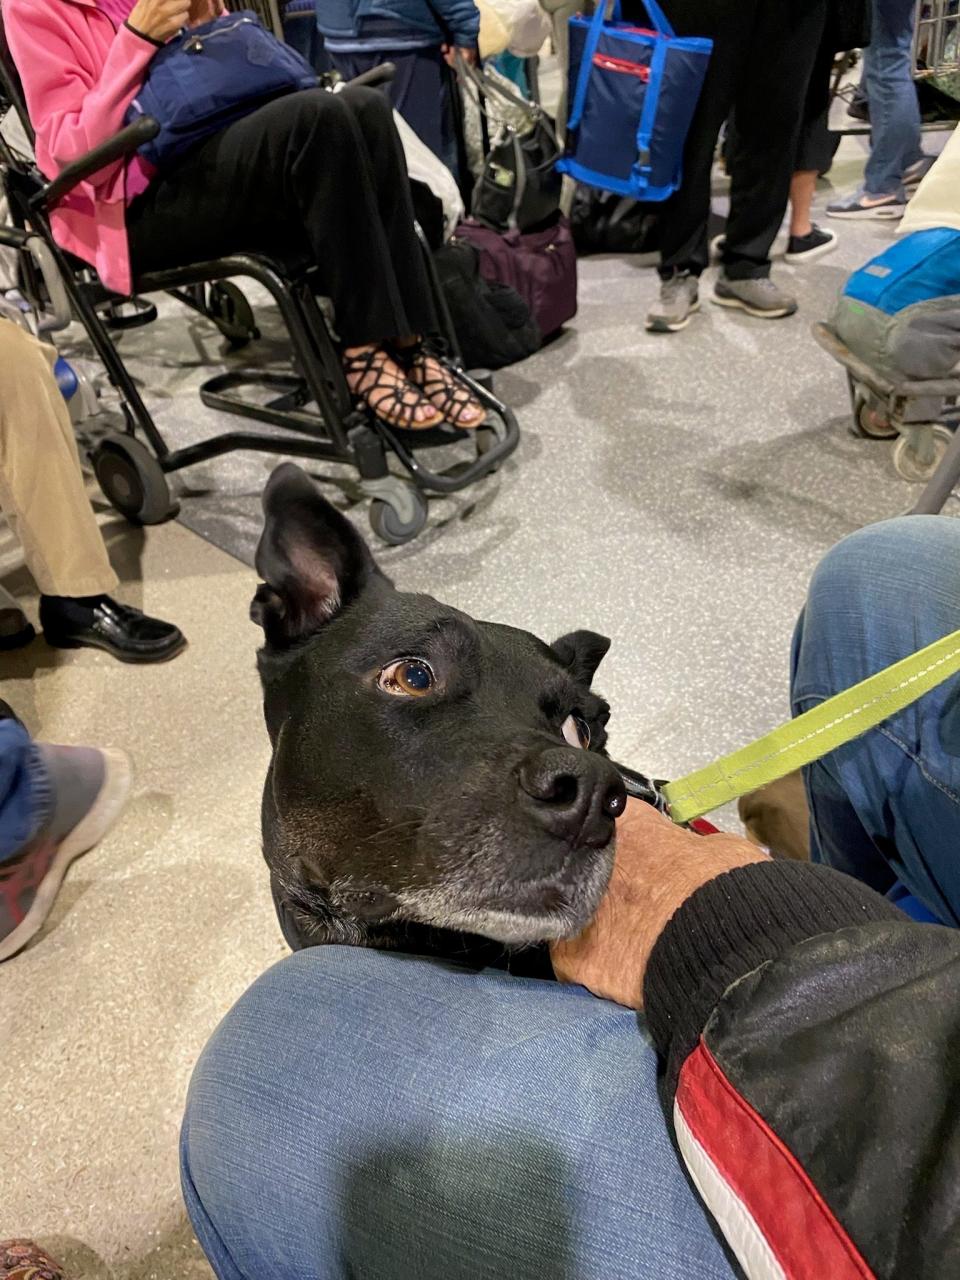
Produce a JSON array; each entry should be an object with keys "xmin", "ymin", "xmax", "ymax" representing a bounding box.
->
[{"xmin": 643, "ymin": 861, "xmax": 960, "ymax": 1280}]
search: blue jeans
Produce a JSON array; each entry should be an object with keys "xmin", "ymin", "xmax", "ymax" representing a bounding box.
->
[
  {"xmin": 0, "ymin": 720, "xmax": 48, "ymax": 863},
  {"xmin": 862, "ymin": 0, "xmax": 924, "ymax": 196},
  {"xmin": 181, "ymin": 947, "xmax": 735, "ymax": 1280},
  {"xmin": 792, "ymin": 516, "xmax": 960, "ymax": 926}
]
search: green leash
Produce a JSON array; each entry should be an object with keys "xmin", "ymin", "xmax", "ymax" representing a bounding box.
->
[{"xmin": 662, "ymin": 629, "xmax": 960, "ymax": 825}]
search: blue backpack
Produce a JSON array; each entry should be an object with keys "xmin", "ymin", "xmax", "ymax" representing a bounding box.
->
[
  {"xmin": 557, "ymin": 0, "xmax": 712, "ymax": 201},
  {"xmin": 125, "ymin": 12, "xmax": 317, "ymax": 169}
]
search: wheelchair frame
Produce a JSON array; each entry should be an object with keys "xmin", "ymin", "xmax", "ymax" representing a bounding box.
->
[{"xmin": 0, "ymin": 36, "xmax": 520, "ymax": 544}]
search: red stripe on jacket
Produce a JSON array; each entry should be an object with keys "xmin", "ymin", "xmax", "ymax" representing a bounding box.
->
[{"xmin": 676, "ymin": 1040, "xmax": 874, "ymax": 1280}]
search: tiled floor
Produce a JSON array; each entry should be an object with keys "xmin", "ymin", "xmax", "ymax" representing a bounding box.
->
[{"xmin": 0, "ymin": 122, "xmax": 955, "ymax": 1276}]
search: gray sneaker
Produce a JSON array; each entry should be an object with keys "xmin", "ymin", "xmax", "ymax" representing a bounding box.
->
[
  {"xmin": 712, "ymin": 274, "xmax": 798, "ymax": 320},
  {"xmin": 646, "ymin": 273, "xmax": 700, "ymax": 333}
]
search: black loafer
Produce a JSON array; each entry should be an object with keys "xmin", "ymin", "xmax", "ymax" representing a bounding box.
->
[
  {"xmin": 0, "ymin": 606, "xmax": 35, "ymax": 651},
  {"xmin": 39, "ymin": 595, "xmax": 187, "ymax": 664}
]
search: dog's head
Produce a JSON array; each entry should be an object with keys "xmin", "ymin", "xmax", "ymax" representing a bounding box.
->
[{"xmin": 252, "ymin": 464, "xmax": 626, "ymax": 952}]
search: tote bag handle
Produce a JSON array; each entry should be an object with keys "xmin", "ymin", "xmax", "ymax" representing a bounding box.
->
[{"xmin": 567, "ymin": 0, "xmax": 674, "ymax": 133}]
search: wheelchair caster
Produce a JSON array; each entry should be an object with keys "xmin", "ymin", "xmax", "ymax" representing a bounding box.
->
[
  {"xmin": 854, "ymin": 393, "xmax": 896, "ymax": 440},
  {"xmin": 92, "ymin": 433, "xmax": 179, "ymax": 526},
  {"xmin": 368, "ymin": 485, "xmax": 428, "ymax": 545},
  {"xmin": 893, "ymin": 425, "xmax": 954, "ymax": 484},
  {"xmin": 208, "ymin": 282, "xmax": 259, "ymax": 347}
]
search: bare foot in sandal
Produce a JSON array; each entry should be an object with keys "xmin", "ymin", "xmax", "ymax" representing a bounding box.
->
[
  {"xmin": 399, "ymin": 344, "xmax": 486, "ymax": 429},
  {"xmin": 342, "ymin": 345, "xmax": 443, "ymax": 431}
]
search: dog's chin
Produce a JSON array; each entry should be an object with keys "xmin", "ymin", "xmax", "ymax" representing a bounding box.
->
[{"xmin": 395, "ymin": 842, "xmax": 616, "ymax": 945}]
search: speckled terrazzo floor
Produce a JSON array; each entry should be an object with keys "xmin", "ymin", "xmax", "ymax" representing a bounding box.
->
[{"xmin": 1, "ymin": 122, "xmax": 956, "ymax": 1276}]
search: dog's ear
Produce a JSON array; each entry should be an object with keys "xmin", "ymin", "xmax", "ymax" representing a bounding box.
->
[
  {"xmin": 251, "ymin": 463, "xmax": 383, "ymax": 646},
  {"xmin": 551, "ymin": 630, "xmax": 611, "ymax": 687}
]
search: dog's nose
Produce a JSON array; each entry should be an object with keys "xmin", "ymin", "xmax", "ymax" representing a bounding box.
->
[{"xmin": 518, "ymin": 747, "xmax": 627, "ymax": 847}]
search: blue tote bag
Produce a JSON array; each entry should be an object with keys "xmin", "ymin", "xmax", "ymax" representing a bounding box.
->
[
  {"xmin": 557, "ymin": 0, "xmax": 712, "ymax": 201},
  {"xmin": 125, "ymin": 11, "xmax": 317, "ymax": 169}
]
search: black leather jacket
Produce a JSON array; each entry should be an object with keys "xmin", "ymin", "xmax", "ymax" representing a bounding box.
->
[{"xmin": 644, "ymin": 860, "xmax": 960, "ymax": 1279}]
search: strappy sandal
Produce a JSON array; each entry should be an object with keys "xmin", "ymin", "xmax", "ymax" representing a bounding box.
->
[
  {"xmin": 395, "ymin": 344, "xmax": 486, "ymax": 429},
  {"xmin": 342, "ymin": 345, "xmax": 444, "ymax": 431}
]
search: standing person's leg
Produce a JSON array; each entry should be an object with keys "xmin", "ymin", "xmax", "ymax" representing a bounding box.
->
[
  {"xmin": 719, "ymin": 0, "xmax": 827, "ymax": 293},
  {"xmin": 653, "ymin": 0, "xmax": 749, "ymax": 279},
  {"xmin": 181, "ymin": 947, "xmax": 737, "ymax": 1280},
  {"xmin": 791, "ymin": 517, "xmax": 960, "ymax": 927},
  {"xmin": 863, "ymin": 0, "xmax": 925, "ymax": 197},
  {"xmin": 828, "ymin": 0, "xmax": 930, "ymax": 216},
  {"xmin": 644, "ymin": 0, "xmax": 752, "ymax": 333}
]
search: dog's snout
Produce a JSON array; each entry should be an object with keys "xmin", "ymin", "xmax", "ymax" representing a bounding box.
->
[{"xmin": 518, "ymin": 747, "xmax": 626, "ymax": 847}]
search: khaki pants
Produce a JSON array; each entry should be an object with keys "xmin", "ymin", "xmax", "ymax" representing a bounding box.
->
[{"xmin": 0, "ymin": 321, "xmax": 117, "ymax": 598}]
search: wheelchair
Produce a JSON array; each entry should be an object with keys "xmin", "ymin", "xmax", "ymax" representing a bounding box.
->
[{"xmin": 0, "ymin": 27, "xmax": 519, "ymax": 546}]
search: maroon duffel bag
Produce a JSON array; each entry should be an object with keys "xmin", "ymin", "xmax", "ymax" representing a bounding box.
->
[{"xmin": 455, "ymin": 216, "xmax": 577, "ymax": 339}]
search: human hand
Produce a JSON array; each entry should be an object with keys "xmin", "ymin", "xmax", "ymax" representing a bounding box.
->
[
  {"xmin": 187, "ymin": 0, "xmax": 223, "ymax": 27},
  {"xmin": 550, "ymin": 798, "xmax": 769, "ymax": 1009},
  {"xmin": 127, "ymin": 0, "xmax": 192, "ymax": 42},
  {"xmin": 443, "ymin": 44, "xmax": 479, "ymax": 67}
]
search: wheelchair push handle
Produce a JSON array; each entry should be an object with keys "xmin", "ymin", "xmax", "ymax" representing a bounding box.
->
[
  {"xmin": 35, "ymin": 116, "xmax": 160, "ymax": 210},
  {"xmin": 342, "ymin": 61, "xmax": 396, "ymax": 90}
]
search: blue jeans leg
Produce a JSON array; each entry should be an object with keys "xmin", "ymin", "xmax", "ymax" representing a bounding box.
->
[
  {"xmin": 791, "ymin": 516, "xmax": 960, "ymax": 926},
  {"xmin": 0, "ymin": 720, "xmax": 49, "ymax": 863},
  {"xmin": 181, "ymin": 947, "xmax": 736, "ymax": 1280},
  {"xmin": 862, "ymin": 0, "xmax": 923, "ymax": 196}
]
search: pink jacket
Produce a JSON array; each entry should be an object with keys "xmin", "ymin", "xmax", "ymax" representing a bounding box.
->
[{"xmin": 4, "ymin": 0, "xmax": 157, "ymax": 295}]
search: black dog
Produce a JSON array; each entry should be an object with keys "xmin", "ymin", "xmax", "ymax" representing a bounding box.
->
[{"xmin": 252, "ymin": 464, "xmax": 628, "ymax": 971}]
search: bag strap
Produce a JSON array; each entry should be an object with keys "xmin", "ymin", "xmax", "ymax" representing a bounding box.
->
[
  {"xmin": 661, "ymin": 628, "xmax": 960, "ymax": 824},
  {"xmin": 632, "ymin": 31, "xmax": 667, "ymax": 179}
]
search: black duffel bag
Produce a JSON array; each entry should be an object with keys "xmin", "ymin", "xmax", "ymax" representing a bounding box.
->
[{"xmin": 433, "ymin": 239, "xmax": 541, "ymax": 370}]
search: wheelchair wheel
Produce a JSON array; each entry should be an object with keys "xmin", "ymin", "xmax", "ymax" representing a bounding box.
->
[
  {"xmin": 91, "ymin": 434, "xmax": 178, "ymax": 526},
  {"xmin": 208, "ymin": 282, "xmax": 259, "ymax": 347},
  {"xmin": 893, "ymin": 425, "xmax": 954, "ymax": 484},
  {"xmin": 855, "ymin": 394, "xmax": 897, "ymax": 440},
  {"xmin": 368, "ymin": 487, "xmax": 428, "ymax": 545}
]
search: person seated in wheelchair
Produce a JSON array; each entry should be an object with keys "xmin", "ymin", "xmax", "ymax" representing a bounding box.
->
[
  {"xmin": 3, "ymin": 0, "xmax": 484, "ymax": 433},
  {"xmin": 0, "ymin": 317, "xmax": 185, "ymax": 662}
]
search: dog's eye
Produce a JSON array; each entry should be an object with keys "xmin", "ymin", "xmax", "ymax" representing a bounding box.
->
[
  {"xmin": 378, "ymin": 658, "xmax": 435, "ymax": 697},
  {"xmin": 561, "ymin": 714, "xmax": 590, "ymax": 749}
]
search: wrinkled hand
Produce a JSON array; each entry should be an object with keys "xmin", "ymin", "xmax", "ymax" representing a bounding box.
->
[
  {"xmin": 127, "ymin": 0, "xmax": 192, "ymax": 42},
  {"xmin": 550, "ymin": 798, "xmax": 769, "ymax": 1009}
]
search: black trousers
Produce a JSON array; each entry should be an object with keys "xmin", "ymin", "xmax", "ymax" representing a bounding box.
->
[
  {"xmin": 127, "ymin": 86, "xmax": 436, "ymax": 346},
  {"xmin": 646, "ymin": 0, "xmax": 828, "ymax": 279}
]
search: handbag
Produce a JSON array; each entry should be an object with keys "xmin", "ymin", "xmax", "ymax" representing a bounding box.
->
[
  {"xmin": 456, "ymin": 215, "xmax": 577, "ymax": 336},
  {"xmin": 124, "ymin": 11, "xmax": 318, "ymax": 168},
  {"xmin": 558, "ymin": 0, "xmax": 712, "ymax": 201},
  {"xmin": 458, "ymin": 58, "xmax": 562, "ymax": 232}
]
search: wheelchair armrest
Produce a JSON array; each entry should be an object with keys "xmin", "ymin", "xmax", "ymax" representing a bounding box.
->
[
  {"xmin": 31, "ymin": 117, "xmax": 160, "ymax": 211},
  {"xmin": 343, "ymin": 61, "xmax": 396, "ymax": 89}
]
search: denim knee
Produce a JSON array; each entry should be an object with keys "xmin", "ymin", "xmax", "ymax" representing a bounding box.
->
[
  {"xmin": 181, "ymin": 947, "xmax": 734, "ymax": 1280},
  {"xmin": 793, "ymin": 516, "xmax": 960, "ymax": 707}
]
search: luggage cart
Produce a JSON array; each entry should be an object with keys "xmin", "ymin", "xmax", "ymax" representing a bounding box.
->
[
  {"xmin": 914, "ymin": 0, "xmax": 960, "ymax": 103},
  {"xmin": 812, "ymin": 322, "xmax": 960, "ymax": 515}
]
